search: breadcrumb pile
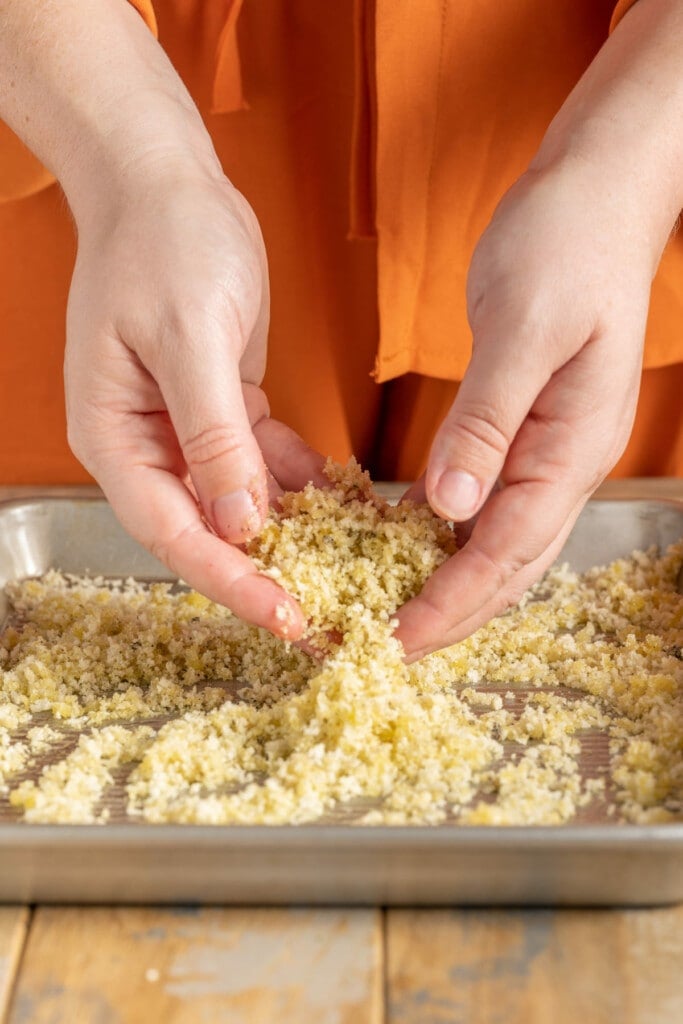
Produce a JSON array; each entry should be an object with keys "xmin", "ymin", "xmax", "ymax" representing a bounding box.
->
[{"xmin": 0, "ymin": 459, "xmax": 681, "ymax": 827}]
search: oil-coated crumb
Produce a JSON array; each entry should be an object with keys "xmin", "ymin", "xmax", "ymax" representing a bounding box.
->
[{"xmin": 0, "ymin": 457, "xmax": 681, "ymax": 826}]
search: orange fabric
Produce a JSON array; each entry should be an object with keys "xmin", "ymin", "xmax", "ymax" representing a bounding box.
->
[
  {"xmin": 374, "ymin": 367, "xmax": 683, "ymax": 481},
  {"xmin": 610, "ymin": 363, "xmax": 683, "ymax": 478},
  {"xmin": 0, "ymin": 186, "xmax": 77, "ymax": 480},
  {"xmin": 372, "ymin": 0, "xmax": 683, "ymax": 382},
  {"xmin": 0, "ymin": 122, "xmax": 55, "ymax": 204},
  {"xmin": 163, "ymin": 0, "xmax": 382, "ymax": 464},
  {"xmin": 349, "ymin": 0, "xmax": 378, "ymax": 240},
  {"xmin": 212, "ymin": 0, "xmax": 247, "ymax": 114},
  {"xmin": 0, "ymin": 0, "xmax": 157, "ymax": 205},
  {"xmin": 610, "ymin": 0, "xmax": 641, "ymax": 32},
  {"xmin": 128, "ymin": 0, "xmax": 158, "ymax": 34},
  {"xmin": 0, "ymin": 0, "xmax": 380, "ymax": 484},
  {"xmin": 0, "ymin": 0, "xmax": 681, "ymax": 486}
]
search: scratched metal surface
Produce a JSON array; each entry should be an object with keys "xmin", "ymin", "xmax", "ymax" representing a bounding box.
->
[{"xmin": 0, "ymin": 489, "xmax": 681, "ymax": 905}]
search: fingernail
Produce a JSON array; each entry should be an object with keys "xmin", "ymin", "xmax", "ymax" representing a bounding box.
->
[
  {"xmin": 213, "ymin": 489, "xmax": 260, "ymax": 542},
  {"xmin": 433, "ymin": 469, "xmax": 481, "ymax": 521}
]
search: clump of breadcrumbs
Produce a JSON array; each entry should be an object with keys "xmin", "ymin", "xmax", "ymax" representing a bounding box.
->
[
  {"xmin": 250, "ymin": 458, "xmax": 456, "ymax": 647},
  {"xmin": 0, "ymin": 458, "xmax": 681, "ymax": 827}
]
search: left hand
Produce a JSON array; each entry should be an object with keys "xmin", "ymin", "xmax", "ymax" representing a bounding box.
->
[
  {"xmin": 394, "ymin": 0, "xmax": 683, "ymax": 662},
  {"xmin": 394, "ymin": 160, "xmax": 656, "ymax": 661}
]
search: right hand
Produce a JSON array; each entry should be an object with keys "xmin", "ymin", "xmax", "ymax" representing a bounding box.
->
[{"xmin": 65, "ymin": 166, "xmax": 325, "ymax": 639}]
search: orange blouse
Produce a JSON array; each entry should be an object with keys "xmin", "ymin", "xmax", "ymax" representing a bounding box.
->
[
  {"xmin": 0, "ymin": 0, "xmax": 681, "ymax": 483},
  {"xmin": 124, "ymin": 0, "xmax": 683, "ymax": 382}
]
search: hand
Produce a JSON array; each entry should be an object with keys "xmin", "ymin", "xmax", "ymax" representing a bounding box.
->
[
  {"xmin": 0, "ymin": 0, "xmax": 324, "ymax": 639},
  {"xmin": 394, "ymin": 0, "xmax": 683, "ymax": 662},
  {"xmin": 395, "ymin": 160, "xmax": 654, "ymax": 660},
  {"xmin": 65, "ymin": 168, "xmax": 325, "ymax": 638}
]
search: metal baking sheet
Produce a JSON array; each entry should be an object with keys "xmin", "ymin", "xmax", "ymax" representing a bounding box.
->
[{"xmin": 0, "ymin": 487, "xmax": 681, "ymax": 907}]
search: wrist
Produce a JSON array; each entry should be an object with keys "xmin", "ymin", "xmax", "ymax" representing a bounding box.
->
[
  {"xmin": 63, "ymin": 95, "xmax": 224, "ymax": 233},
  {"xmin": 530, "ymin": 126, "xmax": 680, "ymax": 277},
  {"xmin": 0, "ymin": 0, "xmax": 224, "ymax": 232},
  {"xmin": 528, "ymin": 0, "xmax": 683, "ymax": 273}
]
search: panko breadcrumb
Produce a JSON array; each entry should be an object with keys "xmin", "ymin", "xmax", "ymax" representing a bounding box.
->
[{"xmin": 0, "ymin": 458, "xmax": 681, "ymax": 826}]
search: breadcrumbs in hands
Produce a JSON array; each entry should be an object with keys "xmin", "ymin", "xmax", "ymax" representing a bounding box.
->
[{"xmin": 248, "ymin": 457, "xmax": 457, "ymax": 649}]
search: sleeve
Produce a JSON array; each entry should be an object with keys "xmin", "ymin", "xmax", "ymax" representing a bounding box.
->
[
  {"xmin": 0, "ymin": 0, "xmax": 158, "ymax": 205},
  {"xmin": 610, "ymin": 0, "xmax": 640, "ymax": 33},
  {"xmin": 127, "ymin": 0, "xmax": 158, "ymax": 37}
]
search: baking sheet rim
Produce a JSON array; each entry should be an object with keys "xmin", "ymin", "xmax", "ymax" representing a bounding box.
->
[
  {"xmin": 1, "ymin": 822, "xmax": 681, "ymax": 847},
  {"xmin": 0, "ymin": 484, "xmax": 681, "ymax": 846}
]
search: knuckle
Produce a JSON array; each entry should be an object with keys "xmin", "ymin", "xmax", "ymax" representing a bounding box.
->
[
  {"xmin": 65, "ymin": 422, "xmax": 84, "ymax": 462},
  {"xmin": 66, "ymin": 418, "xmax": 102, "ymax": 475},
  {"xmin": 221, "ymin": 253, "xmax": 262, "ymax": 312},
  {"xmin": 443, "ymin": 406, "xmax": 512, "ymax": 460},
  {"xmin": 415, "ymin": 589, "xmax": 454, "ymax": 632},
  {"xmin": 497, "ymin": 584, "xmax": 528, "ymax": 613},
  {"xmin": 148, "ymin": 523, "xmax": 200, "ymax": 576},
  {"xmin": 162, "ymin": 303, "xmax": 220, "ymax": 354},
  {"xmin": 148, "ymin": 536, "xmax": 175, "ymax": 573},
  {"xmin": 181, "ymin": 424, "xmax": 247, "ymax": 471},
  {"xmin": 467, "ymin": 542, "xmax": 526, "ymax": 592},
  {"xmin": 242, "ymin": 382, "xmax": 270, "ymax": 426},
  {"xmin": 157, "ymin": 264, "xmax": 263, "ymax": 360},
  {"xmin": 502, "ymin": 299, "xmax": 549, "ymax": 342},
  {"xmin": 584, "ymin": 464, "xmax": 609, "ymax": 496},
  {"xmin": 229, "ymin": 187, "xmax": 264, "ymax": 243},
  {"xmin": 468, "ymin": 279, "xmax": 550, "ymax": 353}
]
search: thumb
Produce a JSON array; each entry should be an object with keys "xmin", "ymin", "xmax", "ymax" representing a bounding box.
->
[
  {"xmin": 426, "ymin": 331, "xmax": 553, "ymax": 522},
  {"xmin": 159, "ymin": 343, "xmax": 269, "ymax": 545}
]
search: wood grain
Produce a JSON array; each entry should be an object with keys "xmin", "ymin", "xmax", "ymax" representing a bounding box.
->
[
  {"xmin": 8, "ymin": 906, "xmax": 383, "ymax": 1024},
  {"xmin": 386, "ymin": 907, "xmax": 683, "ymax": 1024},
  {"xmin": 0, "ymin": 907, "xmax": 29, "ymax": 1019}
]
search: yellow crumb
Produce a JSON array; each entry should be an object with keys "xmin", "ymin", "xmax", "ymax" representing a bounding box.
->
[{"xmin": 0, "ymin": 457, "xmax": 680, "ymax": 826}]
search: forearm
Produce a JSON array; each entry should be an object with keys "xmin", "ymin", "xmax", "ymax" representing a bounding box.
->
[
  {"xmin": 531, "ymin": 0, "xmax": 683, "ymax": 267},
  {"xmin": 0, "ymin": 0, "xmax": 222, "ymax": 226}
]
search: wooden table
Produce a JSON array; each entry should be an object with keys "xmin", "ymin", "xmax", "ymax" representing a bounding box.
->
[
  {"xmin": 0, "ymin": 904, "xmax": 681, "ymax": 1022},
  {"xmin": 0, "ymin": 478, "xmax": 680, "ymax": 1021}
]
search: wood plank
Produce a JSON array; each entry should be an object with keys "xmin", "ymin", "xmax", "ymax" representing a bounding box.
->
[
  {"xmin": 386, "ymin": 907, "xmax": 683, "ymax": 1024},
  {"xmin": 0, "ymin": 907, "xmax": 30, "ymax": 1020},
  {"xmin": 8, "ymin": 906, "xmax": 383, "ymax": 1024}
]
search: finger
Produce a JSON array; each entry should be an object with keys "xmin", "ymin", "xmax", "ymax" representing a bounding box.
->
[
  {"xmin": 396, "ymin": 496, "xmax": 582, "ymax": 661},
  {"xmin": 396, "ymin": 337, "xmax": 638, "ymax": 659},
  {"xmin": 400, "ymin": 475, "xmax": 426, "ymax": 504},
  {"xmin": 425, "ymin": 321, "xmax": 560, "ymax": 523},
  {"xmin": 240, "ymin": 252, "xmax": 270, "ymax": 377},
  {"xmin": 154, "ymin": 329, "xmax": 269, "ymax": 547},
  {"xmin": 253, "ymin": 417, "xmax": 328, "ymax": 491},
  {"xmin": 400, "ymin": 473, "xmax": 488, "ymax": 548},
  {"xmin": 294, "ymin": 629, "xmax": 343, "ymax": 661},
  {"xmin": 242, "ymin": 382, "xmax": 326, "ymax": 494},
  {"xmin": 99, "ymin": 457, "xmax": 304, "ymax": 640},
  {"xmin": 239, "ymin": 385, "xmax": 285, "ymax": 504},
  {"xmin": 266, "ymin": 468, "xmax": 285, "ymax": 507}
]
